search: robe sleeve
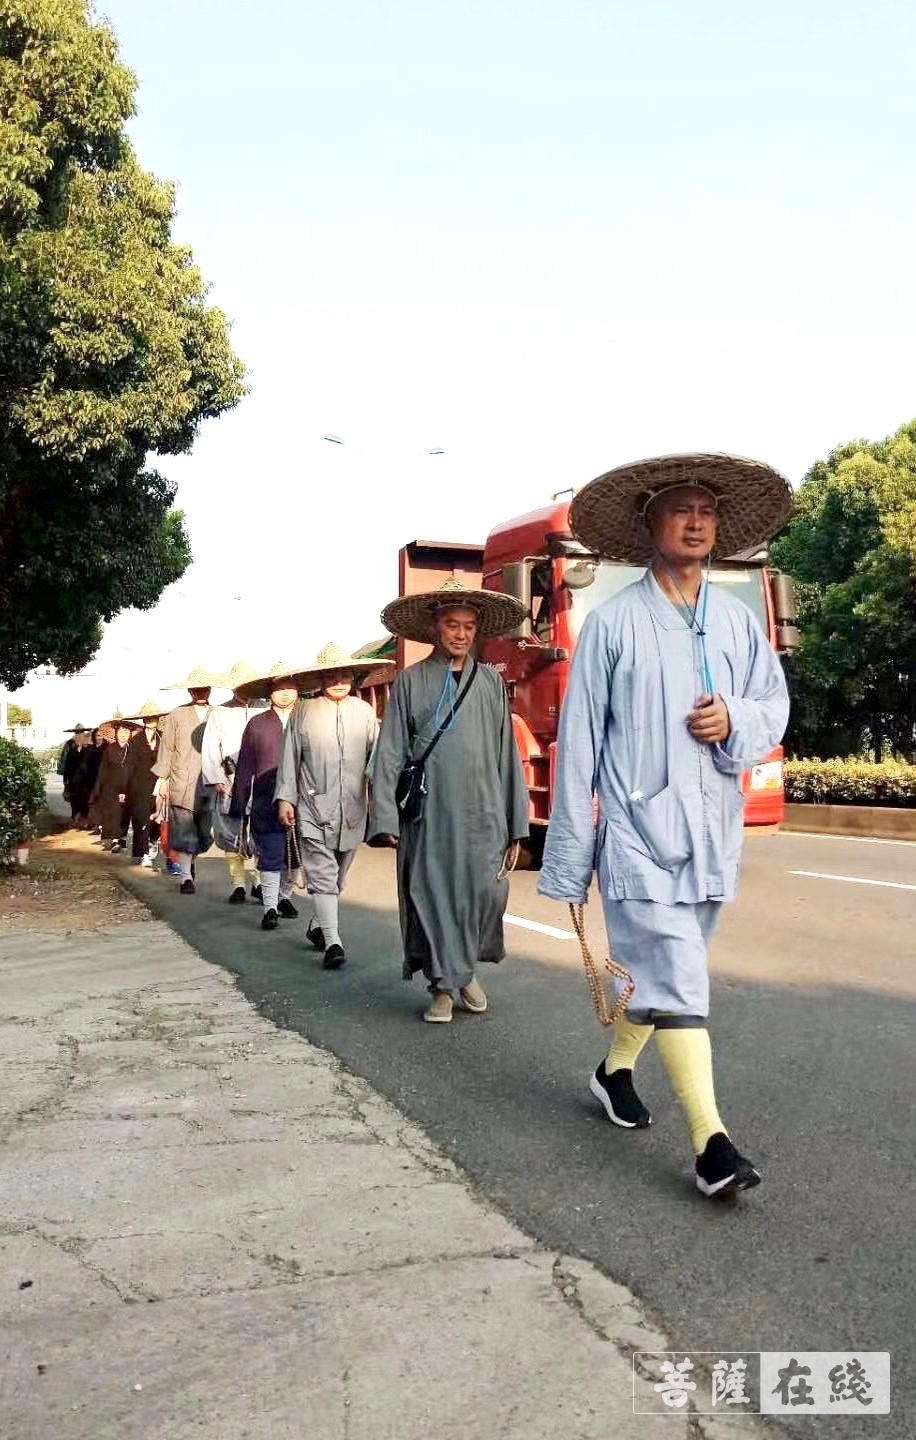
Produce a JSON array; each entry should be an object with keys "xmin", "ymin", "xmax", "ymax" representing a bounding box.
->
[
  {"xmin": 200, "ymin": 713, "xmax": 226, "ymax": 787},
  {"xmin": 367, "ymin": 675, "xmax": 411, "ymax": 839},
  {"xmin": 713, "ymin": 615, "xmax": 790, "ymax": 775},
  {"xmin": 151, "ymin": 713, "xmax": 176, "ymax": 782},
  {"xmin": 498, "ymin": 686, "xmax": 530, "ymax": 842},
  {"xmin": 538, "ymin": 609, "xmax": 613, "ymax": 904},
  {"xmin": 274, "ymin": 705, "xmax": 303, "ymax": 806},
  {"xmin": 229, "ymin": 717, "xmax": 257, "ymax": 819}
]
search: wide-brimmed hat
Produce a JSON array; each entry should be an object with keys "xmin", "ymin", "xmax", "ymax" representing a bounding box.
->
[
  {"xmin": 569, "ymin": 452, "xmax": 794, "ymax": 565},
  {"xmin": 235, "ymin": 646, "xmax": 394, "ymax": 702},
  {"xmin": 380, "ymin": 576, "xmax": 527, "ymax": 645},
  {"xmin": 214, "ymin": 660, "xmax": 260, "ymax": 692},
  {"xmin": 125, "ymin": 699, "xmax": 170, "ymax": 721},
  {"xmin": 64, "ymin": 722, "xmax": 89, "ymax": 734},
  {"xmin": 163, "ymin": 665, "xmax": 223, "ymax": 691}
]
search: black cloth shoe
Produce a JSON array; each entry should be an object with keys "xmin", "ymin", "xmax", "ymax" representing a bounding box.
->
[
  {"xmin": 305, "ymin": 920, "xmax": 326, "ymax": 951},
  {"xmin": 228, "ymin": 887, "xmax": 246, "ymax": 905},
  {"xmin": 695, "ymin": 1132, "xmax": 761, "ymax": 1198},
  {"xmin": 261, "ymin": 908, "xmax": 279, "ymax": 931},
  {"xmin": 323, "ymin": 943, "xmax": 345, "ymax": 970},
  {"xmin": 180, "ymin": 878, "xmax": 195, "ymax": 895},
  {"xmin": 589, "ymin": 1060, "xmax": 651, "ymax": 1129},
  {"xmin": 250, "ymin": 884, "xmax": 263, "ymax": 904},
  {"xmin": 278, "ymin": 898, "xmax": 298, "ymax": 919}
]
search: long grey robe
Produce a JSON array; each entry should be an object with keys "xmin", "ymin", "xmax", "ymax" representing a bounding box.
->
[
  {"xmin": 152, "ymin": 703, "xmax": 211, "ymax": 811},
  {"xmin": 368, "ymin": 654, "xmax": 529, "ymax": 990},
  {"xmin": 274, "ymin": 695, "xmax": 378, "ymax": 850}
]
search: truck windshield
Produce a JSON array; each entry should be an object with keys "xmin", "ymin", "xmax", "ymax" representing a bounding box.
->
[{"xmin": 570, "ymin": 562, "xmax": 770, "ymax": 637}]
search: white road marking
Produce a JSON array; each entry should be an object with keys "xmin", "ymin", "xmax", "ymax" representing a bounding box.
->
[
  {"xmin": 505, "ymin": 913, "xmax": 576, "ymax": 940},
  {"xmin": 790, "ymin": 870, "xmax": 916, "ymax": 893},
  {"xmin": 779, "ymin": 831, "xmax": 915, "ymax": 848}
]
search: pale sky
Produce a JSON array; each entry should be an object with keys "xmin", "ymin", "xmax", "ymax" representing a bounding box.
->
[{"xmin": 13, "ymin": 0, "xmax": 916, "ymax": 737}]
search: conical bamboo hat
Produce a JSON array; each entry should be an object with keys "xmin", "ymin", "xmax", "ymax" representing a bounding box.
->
[{"xmin": 380, "ymin": 576, "xmax": 526, "ymax": 644}]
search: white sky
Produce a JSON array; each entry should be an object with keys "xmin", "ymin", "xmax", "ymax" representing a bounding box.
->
[{"xmin": 11, "ymin": 0, "xmax": 916, "ymax": 737}]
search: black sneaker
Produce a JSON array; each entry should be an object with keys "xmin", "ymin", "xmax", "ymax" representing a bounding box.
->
[
  {"xmin": 305, "ymin": 920, "xmax": 326, "ymax": 951},
  {"xmin": 589, "ymin": 1060, "xmax": 651, "ymax": 1129},
  {"xmin": 180, "ymin": 878, "xmax": 195, "ymax": 896},
  {"xmin": 227, "ymin": 887, "xmax": 246, "ymax": 905},
  {"xmin": 278, "ymin": 898, "xmax": 298, "ymax": 919},
  {"xmin": 261, "ymin": 908, "xmax": 279, "ymax": 931},
  {"xmin": 323, "ymin": 943, "xmax": 346, "ymax": 970},
  {"xmin": 250, "ymin": 884, "xmax": 263, "ymax": 904},
  {"xmin": 695, "ymin": 1132, "xmax": 761, "ymax": 1198}
]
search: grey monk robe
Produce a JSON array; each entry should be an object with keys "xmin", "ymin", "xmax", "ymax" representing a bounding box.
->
[
  {"xmin": 151, "ymin": 702, "xmax": 213, "ymax": 854},
  {"xmin": 368, "ymin": 655, "xmax": 529, "ymax": 992},
  {"xmin": 275, "ymin": 695, "xmax": 378, "ymax": 850}
]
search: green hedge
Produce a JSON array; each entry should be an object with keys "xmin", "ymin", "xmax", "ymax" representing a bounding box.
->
[
  {"xmin": 0, "ymin": 737, "xmax": 46, "ymax": 858},
  {"xmin": 784, "ymin": 758, "xmax": 916, "ymax": 808}
]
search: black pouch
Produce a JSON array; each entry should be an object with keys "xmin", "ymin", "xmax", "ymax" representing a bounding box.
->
[
  {"xmin": 394, "ymin": 661, "xmax": 478, "ymax": 826},
  {"xmin": 395, "ymin": 761, "xmax": 428, "ymax": 824}
]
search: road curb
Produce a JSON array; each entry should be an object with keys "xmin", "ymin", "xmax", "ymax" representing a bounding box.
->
[{"xmin": 783, "ymin": 802, "xmax": 916, "ymax": 842}]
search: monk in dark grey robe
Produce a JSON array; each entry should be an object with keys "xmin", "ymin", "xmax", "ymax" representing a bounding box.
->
[{"xmin": 368, "ymin": 579, "xmax": 529, "ymax": 1024}]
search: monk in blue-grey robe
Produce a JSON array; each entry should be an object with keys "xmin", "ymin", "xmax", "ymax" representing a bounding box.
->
[{"xmin": 540, "ymin": 466, "xmax": 791, "ymax": 1199}]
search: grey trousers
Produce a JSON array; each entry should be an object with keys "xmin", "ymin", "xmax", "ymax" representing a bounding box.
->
[{"xmin": 301, "ymin": 837, "xmax": 357, "ymax": 896}]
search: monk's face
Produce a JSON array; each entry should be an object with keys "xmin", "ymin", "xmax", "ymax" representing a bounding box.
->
[
  {"xmin": 270, "ymin": 682, "xmax": 298, "ymax": 712},
  {"xmin": 116, "ymin": 725, "xmax": 132, "ymax": 747},
  {"xmin": 646, "ymin": 486, "xmax": 718, "ymax": 566},
  {"xmin": 323, "ymin": 670, "xmax": 354, "ymax": 702},
  {"xmin": 434, "ymin": 606, "xmax": 479, "ymax": 662}
]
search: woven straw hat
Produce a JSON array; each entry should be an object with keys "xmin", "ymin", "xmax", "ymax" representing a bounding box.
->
[
  {"xmin": 381, "ymin": 576, "xmax": 526, "ymax": 645},
  {"xmin": 163, "ymin": 665, "xmax": 222, "ymax": 691},
  {"xmin": 64, "ymin": 722, "xmax": 89, "ymax": 733},
  {"xmin": 235, "ymin": 645, "xmax": 393, "ymax": 702},
  {"xmin": 569, "ymin": 452, "xmax": 794, "ymax": 565},
  {"xmin": 214, "ymin": 660, "xmax": 260, "ymax": 692},
  {"xmin": 125, "ymin": 699, "xmax": 170, "ymax": 721}
]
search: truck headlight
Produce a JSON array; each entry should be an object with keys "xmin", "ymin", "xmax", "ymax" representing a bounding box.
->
[{"xmin": 750, "ymin": 760, "xmax": 783, "ymax": 791}]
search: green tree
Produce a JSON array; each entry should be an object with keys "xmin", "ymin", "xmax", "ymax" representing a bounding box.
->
[
  {"xmin": 0, "ymin": 0, "xmax": 245, "ymax": 688},
  {"xmin": 7, "ymin": 702, "xmax": 31, "ymax": 726},
  {"xmin": 771, "ymin": 420, "xmax": 916, "ymax": 761}
]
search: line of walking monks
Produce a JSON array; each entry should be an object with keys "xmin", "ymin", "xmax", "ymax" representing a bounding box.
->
[{"xmin": 56, "ymin": 452, "xmax": 794, "ymax": 1201}]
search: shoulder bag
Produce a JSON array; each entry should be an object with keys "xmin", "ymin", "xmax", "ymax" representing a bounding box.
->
[{"xmin": 395, "ymin": 661, "xmax": 478, "ymax": 825}]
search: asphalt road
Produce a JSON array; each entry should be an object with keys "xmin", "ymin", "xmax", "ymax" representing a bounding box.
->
[{"xmin": 108, "ymin": 817, "xmax": 914, "ymax": 1435}]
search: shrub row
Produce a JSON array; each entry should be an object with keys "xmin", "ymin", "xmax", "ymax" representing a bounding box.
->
[
  {"xmin": 784, "ymin": 758, "xmax": 916, "ymax": 808},
  {"xmin": 0, "ymin": 738, "xmax": 46, "ymax": 859}
]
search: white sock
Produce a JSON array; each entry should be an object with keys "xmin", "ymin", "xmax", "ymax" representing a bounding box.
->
[
  {"xmin": 177, "ymin": 852, "xmax": 193, "ymax": 879},
  {"xmin": 279, "ymin": 871, "xmax": 294, "ymax": 902},
  {"xmin": 312, "ymin": 894, "xmax": 340, "ymax": 947},
  {"xmin": 261, "ymin": 871, "xmax": 281, "ymax": 911}
]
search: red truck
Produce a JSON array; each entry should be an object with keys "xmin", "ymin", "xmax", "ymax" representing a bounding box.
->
[{"xmin": 363, "ymin": 498, "xmax": 798, "ymax": 859}]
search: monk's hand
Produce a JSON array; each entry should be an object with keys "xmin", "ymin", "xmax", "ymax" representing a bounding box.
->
[
  {"xmin": 277, "ymin": 800, "xmax": 296, "ymax": 829},
  {"xmin": 687, "ymin": 693, "xmax": 731, "ymax": 744},
  {"xmin": 368, "ymin": 833, "xmax": 398, "ymax": 849}
]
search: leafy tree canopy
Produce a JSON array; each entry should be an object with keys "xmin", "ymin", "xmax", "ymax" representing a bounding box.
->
[
  {"xmin": 7, "ymin": 702, "xmax": 31, "ymax": 725},
  {"xmin": 0, "ymin": 0, "xmax": 246, "ymax": 687},
  {"xmin": 772, "ymin": 420, "xmax": 916, "ymax": 760}
]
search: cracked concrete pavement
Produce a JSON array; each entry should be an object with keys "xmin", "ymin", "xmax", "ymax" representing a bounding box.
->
[{"xmin": 0, "ymin": 902, "xmax": 771, "ymax": 1439}]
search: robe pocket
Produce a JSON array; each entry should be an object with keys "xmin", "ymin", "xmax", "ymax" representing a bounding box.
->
[
  {"xmin": 626, "ymin": 785, "xmax": 691, "ymax": 871},
  {"xmin": 303, "ymin": 790, "xmax": 332, "ymax": 827}
]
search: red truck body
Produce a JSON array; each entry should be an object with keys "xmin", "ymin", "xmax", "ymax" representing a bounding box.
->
[{"xmin": 388, "ymin": 499, "xmax": 793, "ymax": 845}]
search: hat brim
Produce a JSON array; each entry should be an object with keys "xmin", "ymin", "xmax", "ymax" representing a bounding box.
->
[
  {"xmin": 162, "ymin": 671, "xmax": 223, "ymax": 690},
  {"xmin": 569, "ymin": 453, "xmax": 794, "ymax": 565},
  {"xmin": 234, "ymin": 658, "xmax": 394, "ymax": 703},
  {"xmin": 381, "ymin": 588, "xmax": 526, "ymax": 645}
]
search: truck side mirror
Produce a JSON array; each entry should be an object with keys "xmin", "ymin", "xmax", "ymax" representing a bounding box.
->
[
  {"xmin": 563, "ymin": 561, "xmax": 596, "ymax": 590},
  {"xmin": 500, "ymin": 562, "xmax": 533, "ymax": 639},
  {"xmin": 771, "ymin": 571, "xmax": 800, "ymax": 654}
]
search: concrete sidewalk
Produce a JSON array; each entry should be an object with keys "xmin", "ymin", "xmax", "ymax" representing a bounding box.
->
[{"xmin": 0, "ymin": 884, "xmax": 760, "ymax": 1439}]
